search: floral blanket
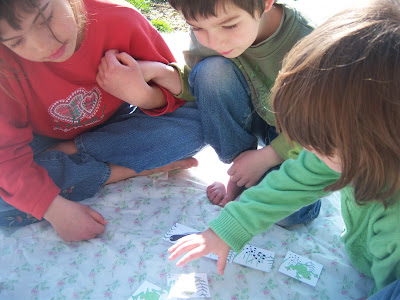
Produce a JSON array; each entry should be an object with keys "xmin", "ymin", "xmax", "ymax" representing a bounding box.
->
[{"xmin": 0, "ymin": 150, "xmax": 373, "ymax": 299}]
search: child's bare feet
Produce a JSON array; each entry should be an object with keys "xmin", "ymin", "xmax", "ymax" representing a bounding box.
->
[
  {"xmin": 106, "ymin": 157, "xmax": 198, "ymax": 184},
  {"xmin": 207, "ymin": 178, "xmax": 245, "ymax": 207},
  {"xmin": 138, "ymin": 157, "xmax": 198, "ymax": 175}
]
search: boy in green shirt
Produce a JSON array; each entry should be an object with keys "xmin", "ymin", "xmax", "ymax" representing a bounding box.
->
[{"xmin": 163, "ymin": 0, "xmax": 320, "ymax": 225}]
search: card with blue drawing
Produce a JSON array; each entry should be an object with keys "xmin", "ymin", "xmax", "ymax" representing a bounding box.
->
[
  {"xmin": 128, "ymin": 280, "xmax": 168, "ymax": 300},
  {"xmin": 164, "ymin": 223, "xmax": 275, "ymax": 272},
  {"xmin": 232, "ymin": 244, "xmax": 275, "ymax": 273},
  {"xmin": 167, "ymin": 273, "xmax": 210, "ymax": 298},
  {"xmin": 278, "ymin": 251, "xmax": 323, "ymax": 286}
]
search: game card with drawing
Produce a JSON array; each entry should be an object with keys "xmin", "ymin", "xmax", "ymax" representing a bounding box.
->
[
  {"xmin": 128, "ymin": 280, "xmax": 168, "ymax": 300},
  {"xmin": 278, "ymin": 251, "xmax": 323, "ymax": 286},
  {"xmin": 167, "ymin": 273, "xmax": 210, "ymax": 299},
  {"xmin": 232, "ymin": 244, "xmax": 275, "ymax": 272}
]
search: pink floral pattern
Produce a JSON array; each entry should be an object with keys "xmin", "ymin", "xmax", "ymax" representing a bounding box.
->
[{"xmin": 0, "ymin": 169, "xmax": 373, "ymax": 299}]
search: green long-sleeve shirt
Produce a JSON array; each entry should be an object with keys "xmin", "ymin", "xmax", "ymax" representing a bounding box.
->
[
  {"xmin": 209, "ymin": 150, "xmax": 400, "ymax": 294},
  {"xmin": 172, "ymin": 2, "xmax": 313, "ymax": 160}
]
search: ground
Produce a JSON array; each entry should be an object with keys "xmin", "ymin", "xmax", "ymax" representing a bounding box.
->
[{"xmin": 143, "ymin": 2, "xmax": 188, "ymax": 32}]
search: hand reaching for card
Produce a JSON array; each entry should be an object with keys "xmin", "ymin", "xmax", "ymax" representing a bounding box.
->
[{"xmin": 168, "ymin": 228, "xmax": 231, "ymax": 275}]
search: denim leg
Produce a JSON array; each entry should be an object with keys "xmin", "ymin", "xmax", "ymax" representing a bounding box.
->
[
  {"xmin": 368, "ymin": 279, "xmax": 400, "ymax": 300},
  {"xmin": 76, "ymin": 103, "xmax": 205, "ymax": 173},
  {"xmin": 189, "ymin": 56, "xmax": 259, "ymax": 164},
  {"xmin": 0, "ymin": 135, "xmax": 110, "ymax": 227},
  {"xmin": 276, "ymin": 200, "xmax": 322, "ymax": 227}
]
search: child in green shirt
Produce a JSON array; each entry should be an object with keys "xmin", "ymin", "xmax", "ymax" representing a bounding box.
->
[
  {"xmin": 168, "ymin": 0, "xmax": 312, "ymax": 208},
  {"xmin": 168, "ymin": 0, "xmax": 400, "ymax": 297},
  {"xmin": 144, "ymin": 0, "xmax": 320, "ymax": 226}
]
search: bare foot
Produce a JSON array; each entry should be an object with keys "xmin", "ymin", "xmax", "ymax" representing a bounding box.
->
[
  {"xmin": 207, "ymin": 178, "xmax": 245, "ymax": 207},
  {"xmin": 106, "ymin": 157, "xmax": 198, "ymax": 184},
  {"xmin": 207, "ymin": 182, "xmax": 226, "ymax": 204}
]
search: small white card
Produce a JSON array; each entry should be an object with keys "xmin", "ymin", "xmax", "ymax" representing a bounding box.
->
[
  {"xmin": 232, "ymin": 244, "xmax": 275, "ymax": 272},
  {"xmin": 128, "ymin": 281, "xmax": 168, "ymax": 300},
  {"xmin": 167, "ymin": 273, "xmax": 210, "ymax": 298},
  {"xmin": 278, "ymin": 251, "xmax": 323, "ymax": 286}
]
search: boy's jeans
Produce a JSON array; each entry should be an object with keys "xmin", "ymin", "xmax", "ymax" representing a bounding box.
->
[
  {"xmin": 189, "ymin": 56, "xmax": 321, "ymax": 227},
  {"xmin": 0, "ymin": 104, "xmax": 205, "ymax": 226}
]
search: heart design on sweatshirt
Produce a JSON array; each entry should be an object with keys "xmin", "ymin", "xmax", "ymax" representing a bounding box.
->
[{"xmin": 49, "ymin": 87, "xmax": 101, "ymax": 123}]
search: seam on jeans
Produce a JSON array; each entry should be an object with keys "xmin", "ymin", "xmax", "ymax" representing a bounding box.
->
[
  {"xmin": 35, "ymin": 151, "xmax": 66, "ymax": 162},
  {"xmin": 74, "ymin": 135, "xmax": 86, "ymax": 153},
  {"xmin": 99, "ymin": 164, "xmax": 111, "ymax": 188}
]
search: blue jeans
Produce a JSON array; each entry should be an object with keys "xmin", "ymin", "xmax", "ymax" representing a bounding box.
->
[
  {"xmin": 368, "ymin": 279, "xmax": 400, "ymax": 300},
  {"xmin": 189, "ymin": 56, "xmax": 321, "ymax": 226},
  {"xmin": 0, "ymin": 104, "xmax": 205, "ymax": 226}
]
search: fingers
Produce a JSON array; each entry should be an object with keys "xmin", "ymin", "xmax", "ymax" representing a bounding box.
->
[
  {"xmin": 168, "ymin": 234, "xmax": 199, "ymax": 258},
  {"xmin": 207, "ymin": 189, "xmax": 224, "ymax": 205},
  {"xmin": 104, "ymin": 50, "xmax": 122, "ymax": 67},
  {"xmin": 175, "ymin": 246, "xmax": 207, "ymax": 267},
  {"xmin": 217, "ymin": 255, "xmax": 228, "ymax": 275},
  {"xmin": 115, "ymin": 52, "xmax": 138, "ymax": 68},
  {"xmin": 168, "ymin": 236, "xmax": 209, "ymax": 267},
  {"xmin": 217, "ymin": 198, "xmax": 230, "ymax": 208},
  {"xmin": 227, "ymin": 165, "xmax": 235, "ymax": 176},
  {"xmin": 89, "ymin": 208, "xmax": 108, "ymax": 226},
  {"xmin": 206, "ymin": 182, "xmax": 226, "ymax": 205}
]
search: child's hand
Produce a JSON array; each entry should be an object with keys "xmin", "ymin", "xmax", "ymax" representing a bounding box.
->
[
  {"xmin": 43, "ymin": 195, "xmax": 108, "ymax": 242},
  {"xmin": 168, "ymin": 228, "xmax": 231, "ymax": 275},
  {"xmin": 137, "ymin": 61, "xmax": 182, "ymax": 95},
  {"xmin": 96, "ymin": 50, "xmax": 165, "ymax": 109},
  {"xmin": 229, "ymin": 146, "xmax": 283, "ymax": 188}
]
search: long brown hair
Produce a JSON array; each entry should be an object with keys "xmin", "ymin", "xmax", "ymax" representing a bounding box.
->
[
  {"xmin": 272, "ymin": 0, "xmax": 400, "ymax": 205},
  {"xmin": 0, "ymin": 0, "xmax": 86, "ymax": 99}
]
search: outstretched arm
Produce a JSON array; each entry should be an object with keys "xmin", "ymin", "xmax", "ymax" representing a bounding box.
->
[
  {"xmin": 96, "ymin": 50, "xmax": 166, "ymax": 109},
  {"xmin": 168, "ymin": 228, "xmax": 231, "ymax": 275}
]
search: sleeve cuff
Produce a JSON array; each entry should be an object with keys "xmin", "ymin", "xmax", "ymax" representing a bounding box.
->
[
  {"xmin": 270, "ymin": 133, "xmax": 303, "ymax": 160},
  {"xmin": 168, "ymin": 63, "xmax": 195, "ymax": 101},
  {"xmin": 209, "ymin": 209, "xmax": 253, "ymax": 253}
]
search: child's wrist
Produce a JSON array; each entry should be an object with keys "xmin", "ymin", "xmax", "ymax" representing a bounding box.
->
[{"xmin": 262, "ymin": 145, "xmax": 284, "ymax": 168}]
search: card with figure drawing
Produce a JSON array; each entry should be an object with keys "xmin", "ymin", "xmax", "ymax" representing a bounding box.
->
[
  {"xmin": 163, "ymin": 223, "xmax": 235, "ymax": 262},
  {"xmin": 167, "ymin": 273, "xmax": 210, "ymax": 299},
  {"xmin": 278, "ymin": 251, "xmax": 323, "ymax": 286},
  {"xmin": 232, "ymin": 244, "xmax": 275, "ymax": 272},
  {"xmin": 128, "ymin": 280, "xmax": 169, "ymax": 300}
]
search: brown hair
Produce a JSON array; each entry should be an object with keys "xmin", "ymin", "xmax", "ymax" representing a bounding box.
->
[
  {"xmin": 0, "ymin": 0, "xmax": 86, "ymax": 99},
  {"xmin": 271, "ymin": 0, "xmax": 400, "ymax": 205},
  {"xmin": 168, "ymin": 0, "xmax": 266, "ymax": 20}
]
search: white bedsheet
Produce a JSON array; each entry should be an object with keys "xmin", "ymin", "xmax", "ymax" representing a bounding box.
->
[{"xmin": 0, "ymin": 148, "xmax": 374, "ymax": 299}]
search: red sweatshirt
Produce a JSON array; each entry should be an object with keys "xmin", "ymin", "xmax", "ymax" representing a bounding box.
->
[{"xmin": 0, "ymin": 0, "xmax": 184, "ymax": 219}]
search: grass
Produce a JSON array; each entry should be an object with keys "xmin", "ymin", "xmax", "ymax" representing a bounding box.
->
[
  {"xmin": 127, "ymin": 0, "xmax": 151, "ymax": 13},
  {"xmin": 126, "ymin": 0, "xmax": 174, "ymax": 32},
  {"xmin": 150, "ymin": 19, "xmax": 173, "ymax": 32}
]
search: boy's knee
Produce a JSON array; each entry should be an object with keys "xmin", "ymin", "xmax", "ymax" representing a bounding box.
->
[{"xmin": 189, "ymin": 56, "xmax": 238, "ymax": 88}]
